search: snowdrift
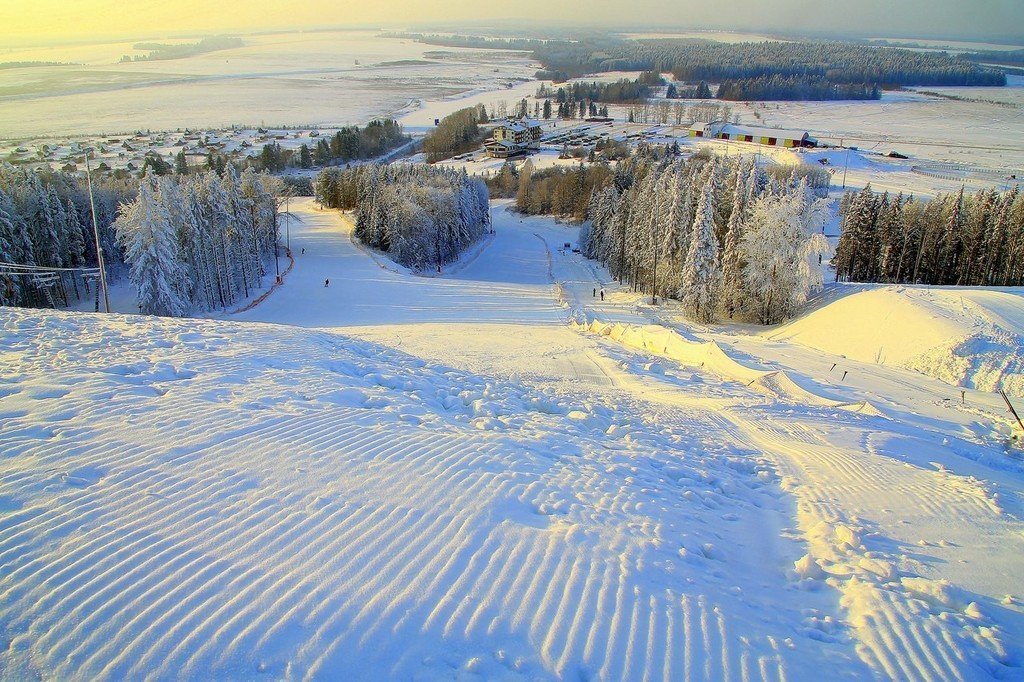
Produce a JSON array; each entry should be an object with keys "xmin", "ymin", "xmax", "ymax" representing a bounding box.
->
[
  {"xmin": 769, "ymin": 287, "xmax": 1024, "ymax": 396},
  {"xmin": 572, "ymin": 315, "xmax": 880, "ymax": 414}
]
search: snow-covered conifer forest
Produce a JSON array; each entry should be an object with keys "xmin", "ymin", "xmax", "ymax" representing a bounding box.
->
[
  {"xmin": 0, "ymin": 166, "xmax": 131, "ymax": 307},
  {"xmin": 314, "ymin": 163, "xmax": 489, "ymax": 270},
  {"xmin": 579, "ymin": 154, "xmax": 830, "ymax": 324},
  {"xmin": 114, "ymin": 167, "xmax": 280, "ymax": 315},
  {"xmin": 833, "ymin": 184, "xmax": 1024, "ymax": 286}
]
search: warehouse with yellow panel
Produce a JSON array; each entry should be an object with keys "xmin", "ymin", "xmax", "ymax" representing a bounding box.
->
[{"xmin": 689, "ymin": 121, "xmax": 817, "ymax": 148}]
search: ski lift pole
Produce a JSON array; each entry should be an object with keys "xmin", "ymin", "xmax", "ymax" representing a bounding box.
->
[
  {"xmin": 85, "ymin": 152, "xmax": 111, "ymax": 313},
  {"xmin": 841, "ymin": 137, "xmax": 850, "ymax": 190},
  {"xmin": 1000, "ymin": 389, "xmax": 1024, "ymax": 434}
]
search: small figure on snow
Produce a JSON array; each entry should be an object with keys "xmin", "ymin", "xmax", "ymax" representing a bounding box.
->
[
  {"xmin": 324, "ymin": 278, "xmax": 330, "ymax": 287},
  {"xmin": 600, "ymin": 289, "xmax": 605, "ymax": 301},
  {"xmin": 593, "ymin": 287, "xmax": 596, "ymax": 298},
  {"xmin": 301, "ymin": 248, "xmax": 305, "ymax": 255}
]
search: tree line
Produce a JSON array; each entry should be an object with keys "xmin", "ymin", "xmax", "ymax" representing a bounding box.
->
[
  {"xmin": 580, "ymin": 154, "xmax": 830, "ymax": 324},
  {"xmin": 407, "ymin": 34, "xmax": 1005, "ymax": 94},
  {"xmin": 532, "ymin": 38, "xmax": 1005, "ymax": 88},
  {"xmin": 487, "ymin": 160, "xmax": 614, "ymax": 222},
  {"xmin": 114, "ymin": 168, "xmax": 281, "ymax": 316},
  {"xmin": 833, "ymin": 184, "xmax": 1024, "ymax": 287},
  {"xmin": 254, "ymin": 120, "xmax": 408, "ymax": 172},
  {"xmin": 120, "ymin": 36, "xmax": 244, "ymax": 62},
  {"xmin": 536, "ymin": 78, "xmax": 654, "ymax": 105},
  {"xmin": 314, "ymin": 164, "xmax": 490, "ymax": 271},
  {"xmin": 716, "ymin": 76, "xmax": 879, "ymax": 101},
  {"xmin": 423, "ymin": 106, "xmax": 489, "ymax": 163},
  {"xmin": 0, "ymin": 165, "xmax": 132, "ymax": 308}
]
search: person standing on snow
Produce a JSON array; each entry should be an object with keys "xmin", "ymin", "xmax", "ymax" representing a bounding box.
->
[{"xmin": 324, "ymin": 278, "xmax": 330, "ymax": 287}]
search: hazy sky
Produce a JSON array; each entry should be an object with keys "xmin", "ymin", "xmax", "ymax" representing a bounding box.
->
[{"xmin": 2, "ymin": 0, "xmax": 1021, "ymax": 45}]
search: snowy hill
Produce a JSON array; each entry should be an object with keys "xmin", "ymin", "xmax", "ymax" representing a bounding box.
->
[
  {"xmin": 769, "ymin": 286, "xmax": 1024, "ymax": 396},
  {"xmin": 3, "ymin": 199, "xmax": 1023, "ymax": 680},
  {"xmin": 0, "ymin": 308, "xmax": 842, "ymax": 679}
]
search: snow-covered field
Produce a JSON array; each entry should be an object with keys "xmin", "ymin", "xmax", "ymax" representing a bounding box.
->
[
  {"xmin": 724, "ymin": 81, "xmax": 1024, "ymax": 173},
  {"xmin": 3, "ymin": 198, "xmax": 1023, "ymax": 679},
  {"xmin": 0, "ymin": 30, "xmax": 537, "ymax": 139}
]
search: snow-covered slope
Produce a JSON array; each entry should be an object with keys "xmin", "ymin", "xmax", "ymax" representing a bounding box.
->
[
  {"xmin": 769, "ymin": 286, "xmax": 1024, "ymax": 396},
  {"xmin": 5, "ymin": 199, "xmax": 1023, "ymax": 680},
  {"xmin": 0, "ymin": 308, "xmax": 842, "ymax": 680}
]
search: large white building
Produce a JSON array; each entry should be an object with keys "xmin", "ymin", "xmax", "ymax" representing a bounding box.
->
[{"xmin": 484, "ymin": 119, "xmax": 543, "ymax": 158}]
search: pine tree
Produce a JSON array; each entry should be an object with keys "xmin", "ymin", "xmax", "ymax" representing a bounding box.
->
[
  {"xmin": 116, "ymin": 174, "xmax": 190, "ymax": 316},
  {"xmin": 720, "ymin": 163, "xmax": 747, "ymax": 318},
  {"xmin": 680, "ymin": 175, "xmax": 721, "ymax": 323},
  {"xmin": 941, "ymin": 186, "xmax": 965, "ymax": 284},
  {"xmin": 299, "ymin": 144, "xmax": 313, "ymax": 169},
  {"xmin": 175, "ymin": 149, "xmax": 189, "ymax": 175}
]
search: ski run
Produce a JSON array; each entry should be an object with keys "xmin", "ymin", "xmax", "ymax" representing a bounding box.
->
[{"xmin": 1, "ymin": 198, "xmax": 1022, "ymax": 680}]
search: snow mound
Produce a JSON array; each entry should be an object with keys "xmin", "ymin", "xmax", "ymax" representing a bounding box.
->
[
  {"xmin": 771, "ymin": 287, "xmax": 1024, "ymax": 396},
  {"xmin": 573, "ymin": 316, "xmax": 879, "ymax": 413}
]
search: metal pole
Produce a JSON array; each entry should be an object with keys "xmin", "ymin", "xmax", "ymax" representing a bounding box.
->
[
  {"xmin": 84, "ymin": 152, "xmax": 111, "ymax": 313},
  {"xmin": 651, "ymin": 218, "xmax": 660, "ymax": 305},
  {"xmin": 1000, "ymin": 389, "xmax": 1024, "ymax": 434},
  {"xmin": 285, "ymin": 194, "xmax": 291, "ymax": 252},
  {"xmin": 841, "ymin": 137, "xmax": 850, "ymax": 190}
]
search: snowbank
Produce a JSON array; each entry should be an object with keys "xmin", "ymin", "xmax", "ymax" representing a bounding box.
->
[
  {"xmin": 572, "ymin": 315, "xmax": 879, "ymax": 413},
  {"xmin": 769, "ymin": 286, "xmax": 1024, "ymax": 396}
]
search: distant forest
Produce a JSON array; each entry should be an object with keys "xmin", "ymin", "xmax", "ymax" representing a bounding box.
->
[
  {"xmin": 962, "ymin": 49, "xmax": 1024, "ymax": 68},
  {"xmin": 120, "ymin": 36, "xmax": 243, "ymax": 62},
  {"xmin": 402, "ymin": 34, "xmax": 1005, "ymax": 100},
  {"xmin": 0, "ymin": 61, "xmax": 77, "ymax": 70}
]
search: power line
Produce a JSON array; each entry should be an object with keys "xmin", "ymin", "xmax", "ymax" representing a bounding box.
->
[{"xmin": 0, "ymin": 261, "xmax": 100, "ymax": 273}]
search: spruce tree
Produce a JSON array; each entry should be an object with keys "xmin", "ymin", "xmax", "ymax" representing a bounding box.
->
[{"xmin": 680, "ymin": 175, "xmax": 721, "ymax": 323}]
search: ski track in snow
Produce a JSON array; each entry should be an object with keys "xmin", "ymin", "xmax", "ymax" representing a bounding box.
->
[
  {"xmin": 2, "ymin": 198, "xmax": 1023, "ymax": 680},
  {"xmin": 1, "ymin": 311, "xmax": 814, "ymax": 680}
]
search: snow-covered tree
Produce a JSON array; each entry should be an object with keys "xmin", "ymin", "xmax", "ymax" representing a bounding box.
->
[
  {"xmin": 116, "ymin": 175, "xmax": 190, "ymax": 317},
  {"xmin": 317, "ymin": 163, "xmax": 489, "ymax": 270},
  {"xmin": 679, "ymin": 174, "xmax": 721, "ymax": 323},
  {"xmin": 740, "ymin": 188, "xmax": 828, "ymax": 325}
]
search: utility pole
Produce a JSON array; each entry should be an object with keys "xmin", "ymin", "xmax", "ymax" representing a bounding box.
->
[
  {"xmin": 285, "ymin": 193, "xmax": 291, "ymax": 253},
  {"xmin": 841, "ymin": 137, "xmax": 850, "ymax": 190},
  {"xmin": 84, "ymin": 152, "xmax": 110, "ymax": 313},
  {"xmin": 650, "ymin": 217, "xmax": 660, "ymax": 305}
]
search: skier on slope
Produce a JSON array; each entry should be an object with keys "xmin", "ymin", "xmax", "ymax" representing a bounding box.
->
[{"xmin": 324, "ymin": 278, "xmax": 330, "ymax": 287}]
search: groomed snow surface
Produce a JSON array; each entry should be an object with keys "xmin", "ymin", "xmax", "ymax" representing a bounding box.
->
[
  {"xmin": 769, "ymin": 286, "xmax": 1024, "ymax": 397},
  {"xmin": 2, "ymin": 199, "xmax": 1023, "ymax": 680}
]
